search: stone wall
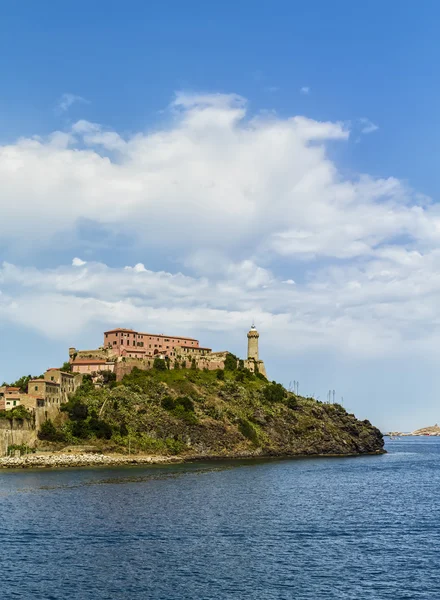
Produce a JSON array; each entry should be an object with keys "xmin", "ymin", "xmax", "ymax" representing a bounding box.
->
[{"xmin": 0, "ymin": 416, "xmax": 36, "ymax": 456}]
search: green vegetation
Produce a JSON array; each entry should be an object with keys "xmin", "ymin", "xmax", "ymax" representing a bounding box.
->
[
  {"xmin": 0, "ymin": 405, "xmax": 33, "ymax": 421},
  {"xmin": 33, "ymin": 366, "xmax": 383, "ymax": 456},
  {"xmin": 6, "ymin": 444, "xmax": 35, "ymax": 456}
]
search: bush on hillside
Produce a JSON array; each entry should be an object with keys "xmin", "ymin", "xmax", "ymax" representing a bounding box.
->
[
  {"xmin": 38, "ymin": 419, "xmax": 65, "ymax": 442},
  {"xmin": 153, "ymin": 357, "xmax": 167, "ymax": 371},
  {"xmin": 263, "ymin": 382, "xmax": 287, "ymax": 403},
  {"xmin": 224, "ymin": 353, "xmax": 238, "ymax": 371}
]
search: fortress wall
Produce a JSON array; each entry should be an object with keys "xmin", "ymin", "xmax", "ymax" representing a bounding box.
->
[{"xmin": 0, "ymin": 417, "xmax": 37, "ymax": 456}]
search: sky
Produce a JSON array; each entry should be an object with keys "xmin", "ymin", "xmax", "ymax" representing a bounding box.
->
[{"xmin": 1, "ymin": 0, "xmax": 440, "ymax": 431}]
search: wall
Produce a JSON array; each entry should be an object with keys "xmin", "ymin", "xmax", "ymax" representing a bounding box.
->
[{"xmin": 0, "ymin": 416, "xmax": 36, "ymax": 456}]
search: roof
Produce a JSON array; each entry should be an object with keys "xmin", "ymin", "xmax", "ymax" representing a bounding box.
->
[
  {"xmin": 46, "ymin": 368, "xmax": 74, "ymax": 375},
  {"xmin": 143, "ymin": 333, "xmax": 199, "ymax": 341},
  {"xmin": 103, "ymin": 327, "xmax": 198, "ymax": 341},
  {"xmin": 71, "ymin": 358, "xmax": 108, "ymax": 365},
  {"xmin": 179, "ymin": 345, "xmax": 212, "ymax": 350},
  {"xmin": 6, "ymin": 386, "xmax": 20, "ymax": 391},
  {"xmin": 29, "ymin": 379, "xmax": 60, "ymax": 385}
]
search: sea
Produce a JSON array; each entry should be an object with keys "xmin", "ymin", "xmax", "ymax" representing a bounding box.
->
[{"xmin": 1, "ymin": 437, "xmax": 439, "ymax": 599}]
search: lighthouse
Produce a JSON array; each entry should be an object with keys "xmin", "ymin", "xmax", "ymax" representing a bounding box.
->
[{"xmin": 247, "ymin": 324, "xmax": 259, "ymax": 361}]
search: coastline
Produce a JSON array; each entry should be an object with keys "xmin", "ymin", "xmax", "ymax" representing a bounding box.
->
[{"xmin": 0, "ymin": 449, "xmax": 386, "ymax": 470}]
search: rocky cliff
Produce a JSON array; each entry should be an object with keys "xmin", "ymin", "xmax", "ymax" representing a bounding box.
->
[{"xmin": 37, "ymin": 366, "xmax": 384, "ymax": 458}]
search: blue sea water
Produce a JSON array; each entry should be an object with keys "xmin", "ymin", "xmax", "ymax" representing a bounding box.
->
[{"xmin": 1, "ymin": 438, "xmax": 440, "ymax": 599}]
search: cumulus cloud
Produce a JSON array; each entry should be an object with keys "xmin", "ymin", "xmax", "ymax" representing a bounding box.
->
[
  {"xmin": 1, "ymin": 92, "xmax": 440, "ymax": 362},
  {"xmin": 1, "ymin": 251, "xmax": 440, "ymax": 360},
  {"xmin": 0, "ymin": 91, "xmax": 426, "ymax": 267},
  {"xmin": 72, "ymin": 258, "xmax": 87, "ymax": 267},
  {"xmin": 300, "ymin": 86, "xmax": 310, "ymax": 94}
]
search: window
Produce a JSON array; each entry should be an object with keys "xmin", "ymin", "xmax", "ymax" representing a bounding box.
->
[
  {"xmin": 113, "ymin": 341, "xmax": 117, "ymax": 345},
  {"xmin": 35, "ymin": 386, "xmax": 38, "ymax": 391},
  {"xmin": 13, "ymin": 401, "xmax": 16, "ymax": 406},
  {"xmin": 51, "ymin": 376, "xmax": 54, "ymax": 381},
  {"xmin": 105, "ymin": 334, "xmax": 108, "ymax": 338}
]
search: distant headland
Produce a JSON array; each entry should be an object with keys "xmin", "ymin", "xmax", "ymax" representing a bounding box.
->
[{"xmin": 0, "ymin": 325, "xmax": 384, "ymax": 465}]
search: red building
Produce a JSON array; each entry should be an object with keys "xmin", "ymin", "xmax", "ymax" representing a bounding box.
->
[{"xmin": 103, "ymin": 328, "xmax": 200, "ymax": 359}]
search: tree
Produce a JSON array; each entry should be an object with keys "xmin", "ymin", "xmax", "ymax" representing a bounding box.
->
[
  {"xmin": 38, "ymin": 420, "xmax": 65, "ymax": 442},
  {"xmin": 224, "ymin": 353, "xmax": 238, "ymax": 371},
  {"xmin": 60, "ymin": 362, "xmax": 72, "ymax": 373},
  {"xmin": 153, "ymin": 357, "xmax": 167, "ymax": 371},
  {"xmin": 216, "ymin": 369, "xmax": 225, "ymax": 381}
]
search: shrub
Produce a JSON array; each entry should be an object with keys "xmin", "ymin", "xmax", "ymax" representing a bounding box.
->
[
  {"xmin": 191, "ymin": 358, "xmax": 197, "ymax": 370},
  {"xmin": 61, "ymin": 398, "xmax": 88, "ymax": 420},
  {"xmin": 6, "ymin": 406, "xmax": 33, "ymax": 421},
  {"xmin": 239, "ymin": 419, "xmax": 259, "ymax": 445},
  {"xmin": 263, "ymin": 382, "xmax": 287, "ymax": 403},
  {"xmin": 161, "ymin": 396, "xmax": 175, "ymax": 411},
  {"xmin": 235, "ymin": 371, "xmax": 245, "ymax": 382},
  {"xmin": 224, "ymin": 353, "xmax": 238, "ymax": 371},
  {"xmin": 176, "ymin": 396, "xmax": 194, "ymax": 412},
  {"xmin": 153, "ymin": 357, "xmax": 167, "ymax": 371},
  {"xmin": 89, "ymin": 418, "xmax": 113, "ymax": 440},
  {"xmin": 286, "ymin": 396, "xmax": 299, "ymax": 410},
  {"xmin": 216, "ymin": 369, "xmax": 225, "ymax": 380},
  {"xmin": 38, "ymin": 419, "xmax": 65, "ymax": 442}
]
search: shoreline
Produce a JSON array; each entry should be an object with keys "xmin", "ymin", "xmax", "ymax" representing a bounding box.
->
[{"xmin": 0, "ymin": 449, "xmax": 386, "ymax": 470}]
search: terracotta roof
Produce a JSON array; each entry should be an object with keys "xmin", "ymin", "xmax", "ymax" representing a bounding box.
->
[
  {"xmin": 179, "ymin": 345, "xmax": 212, "ymax": 350},
  {"xmin": 143, "ymin": 333, "xmax": 199, "ymax": 341},
  {"xmin": 104, "ymin": 327, "xmax": 198, "ymax": 342},
  {"xmin": 46, "ymin": 368, "xmax": 74, "ymax": 375},
  {"xmin": 71, "ymin": 358, "xmax": 108, "ymax": 365},
  {"xmin": 6, "ymin": 387, "xmax": 20, "ymax": 391}
]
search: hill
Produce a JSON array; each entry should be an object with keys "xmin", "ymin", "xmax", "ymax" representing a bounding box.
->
[{"xmin": 35, "ymin": 364, "xmax": 384, "ymax": 458}]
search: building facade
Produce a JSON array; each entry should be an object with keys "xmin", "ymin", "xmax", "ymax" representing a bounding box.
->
[
  {"xmin": 0, "ymin": 386, "xmax": 23, "ymax": 411},
  {"xmin": 103, "ymin": 328, "xmax": 200, "ymax": 359},
  {"xmin": 44, "ymin": 369, "xmax": 82, "ymax": 403}
]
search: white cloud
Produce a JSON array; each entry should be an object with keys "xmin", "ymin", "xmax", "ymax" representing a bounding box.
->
[
  {"xmin": 56, "ymin": 93, "xmax": 89, "ymax": 114},
  {"xmin": 1, "ymin": 92, "xmax": 440, "ymax": 363},
  {"xmin": 2, "ymin": 250, "xmax": 440, "ymax": 361},
  {"xmin": 300, "ymin": 86, "xmax": 310, "ymax": 94},
  {"xmin": 72, "ymin": 258, "xmax": 87, "ymax": 267},
  {"xmin": 359, "ymin": 117, "xmax": 379, "ymax": 134}
]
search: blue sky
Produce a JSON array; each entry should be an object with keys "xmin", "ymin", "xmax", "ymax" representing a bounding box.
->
[{"xmin": 1, "ymin": 1, "xmax": 440, "ymax": 431}]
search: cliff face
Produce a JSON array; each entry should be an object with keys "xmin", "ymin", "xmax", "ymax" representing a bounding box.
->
[{"xmin": 41, "ymin": 367, "xmax": 384, "ymax": 457}]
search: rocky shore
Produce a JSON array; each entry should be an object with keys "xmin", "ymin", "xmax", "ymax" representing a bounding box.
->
[{"xmin": 0, "ymin": 453, "xmax": 183, "ymax": 469}]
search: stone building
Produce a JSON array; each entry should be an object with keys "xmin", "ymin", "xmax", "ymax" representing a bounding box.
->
[
  {"xmin": 103, "ymin": 328, "xmax": 200, "ymax": 359},
  {"xmin": 44, "ymin": 369, "xmax": 82, "ymax": 403},
  {"xmin": 24, "ymin": 379, "xmax": 61, "ymax": 409},
  {"xmin": 70, "ymin": 358, "xmax": 115, "ymax": 375},
  {"xmin": 69, "ymin": 324, "xmax": 267, "ymax": 380},
  {"xmin": 0, "ymin": 386, "xmax": 23, "ymax": 411}
]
